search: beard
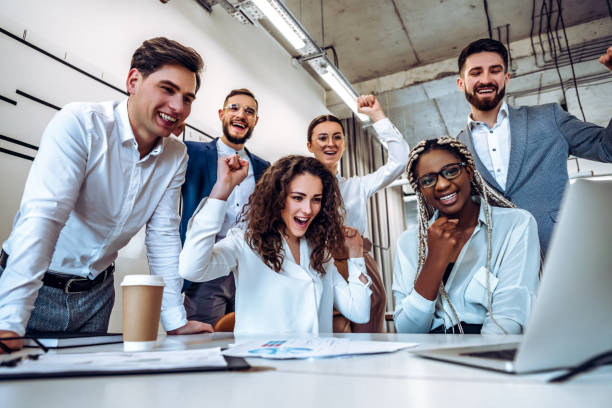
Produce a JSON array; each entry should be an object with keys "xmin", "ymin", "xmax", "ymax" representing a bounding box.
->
[
  {"xmin": 464, "ymin": 83, "xmax": 506, "ymax": 111},
  {"xmin": 223, "ymin": 121, "xmax": 254, "ymax": 145}
]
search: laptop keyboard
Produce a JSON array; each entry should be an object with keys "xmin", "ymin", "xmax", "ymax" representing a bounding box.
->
[{"xmin": 461, "ymin": 348, "xmax": 518, "ymax": 361}]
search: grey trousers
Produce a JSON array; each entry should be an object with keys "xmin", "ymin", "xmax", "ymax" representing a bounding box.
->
[
  {"xmin": 0, "ymin": 265, "xmax": 115, "ymax": 334},
  {"xmin": 183, "ymin": 273, "xmax": 235, "ymax": 326}
]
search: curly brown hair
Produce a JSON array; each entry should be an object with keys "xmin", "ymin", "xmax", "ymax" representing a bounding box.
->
[{"xmin": 240, "ymin": 155, "xmax": 345, "ymax": 275}]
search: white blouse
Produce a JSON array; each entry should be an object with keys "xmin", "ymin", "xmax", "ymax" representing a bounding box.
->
[
  {"xmin": 337, "ymin": 118, "xmax": 409, "ymax": 235},
  {"xmin": 179, "ymin": 198, "xmax": 372, "ymax": 334},
  {"xmin": 392, "ymin": 199, "xmax": 540, "ymax": 334}
]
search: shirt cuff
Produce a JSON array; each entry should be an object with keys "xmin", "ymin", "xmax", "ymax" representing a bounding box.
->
[
  {"xmin": 347, "ymin": 257, "xmax": 372, "ymax": 288},
  {"xmin": 160, "ymin": 304, "xmax": 187, "ymax": 332},
  {"xmin": 0, "ymin": 307, "xmax": 28, "ymax": 336},
  {"xmin": 402, "ymin": 289, "xmax": 436, "ymax": 314}
]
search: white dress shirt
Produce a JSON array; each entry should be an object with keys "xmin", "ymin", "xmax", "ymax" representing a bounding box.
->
[
  {"xmin": 468, "ymin": 101, "xmax": 511, "ymax": 190},
  {"xmin": 392, "ymin": 198, "xmax": 540, "ymax": 334},
  {"xmin": 0, "ymin": 100, "xmax": 188, "ymax": 335},
  {"xmin": 215, "ymin": 139, "xmax": 255, "ymax": 239},
  {"xmin": 337, "ymin": 118, "xmax": 409, "ymax": 235},
  {"xmin": 179, "ymin": 198, "xmax": 372, "ymax": 334}
]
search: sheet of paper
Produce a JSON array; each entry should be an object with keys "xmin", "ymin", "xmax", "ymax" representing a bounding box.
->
[
  {"xmin": 223, "ymin": 338, "xmax": 417, "ymax": 360},
  {"xmin": 0, "ymin": 347, "xmax": 227, "ymax": 374}
]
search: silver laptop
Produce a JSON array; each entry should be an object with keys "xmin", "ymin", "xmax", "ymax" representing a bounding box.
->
[{"xmin": 413, "ymin": 178, "xmax": 612, "ymax": 374}]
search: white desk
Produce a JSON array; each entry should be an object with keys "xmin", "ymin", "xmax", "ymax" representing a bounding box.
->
[{"xmin": 1, "ymin": 333, "xmax": 611, "ymax": 408}]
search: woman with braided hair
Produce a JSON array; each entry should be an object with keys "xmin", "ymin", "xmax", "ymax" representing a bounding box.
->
[{"xmin": 392, "ymin": 138, "xmax": 540, "ymax": 334}]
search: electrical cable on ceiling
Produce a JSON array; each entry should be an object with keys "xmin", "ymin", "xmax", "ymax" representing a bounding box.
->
[
  {"xmin": 505, "ymin": 24, "xmax": 514, "ymax": 71},
  {"xmin": 320, "ymin": 0, "xmax": 325, "ymax": 49},
  {"xmin": 530, "ymin": 0, "xmax": 540, "ymax": 65},
  {"xmin": 544, "ymin": 0, "xmax": 567, "ymax": 104},
  {"xmin": 319, "ymin": 0, "xmax": 339, "ymax": 68},
  {"xmin": 555, "ymin": 0, "xmax": 586, "ymax": 120},
  {"xmin": 537, "ymin": 1, "xmax": 550, "ymax": 63},
  {"xmin": 483, "ymin": 0, "xmax": 493, "ymax": 38}
]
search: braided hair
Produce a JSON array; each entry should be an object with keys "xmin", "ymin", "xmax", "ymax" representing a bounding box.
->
[{"xmin": 406, "ymin": 137, "xmax": 515, "ymax": 334}]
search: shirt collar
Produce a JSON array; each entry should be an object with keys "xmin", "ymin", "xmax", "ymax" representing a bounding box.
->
[
  {"xmin": 118, "ymin": 99, "xmax": 165, "ymax": 157},
  {"xmin": 216, "ymin": 138, "xmax": 253, "ymax": 175},
  {"xmin": 467, "ymin": 101, "xmax": 509, "ymax": 130},
  {"xmin": 217, "ymin": 138, "xmax": 246, "ymax": 157}
]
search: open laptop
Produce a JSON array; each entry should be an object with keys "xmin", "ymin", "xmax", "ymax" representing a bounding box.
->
[{"xmin": 412, "ymin": 178, "xmax": 612, "ymax": 374}]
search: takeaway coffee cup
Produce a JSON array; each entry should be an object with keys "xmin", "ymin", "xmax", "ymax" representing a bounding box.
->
[{"xmin": 120, "ymin": 275, "xmax": 165, "ymax": 352}]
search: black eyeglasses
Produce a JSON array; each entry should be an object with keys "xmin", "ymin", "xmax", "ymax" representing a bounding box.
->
[{"xmin": 416, "ymin": 162, "xmax": 467, "ymax": 188}]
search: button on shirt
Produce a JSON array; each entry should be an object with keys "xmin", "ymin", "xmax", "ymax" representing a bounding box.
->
[
  {"xmin": 337, "ymin": 118, "xmax": 410, "ymax": 235},
  {"xmin": 0, "ymin": 100, "xmax": 188, "ymax": 335},
  {"xmin": 215, "ymin": 139, "xmax": 255, "ymax": 239},
  {"xmin": 468, "ymin": 101, "xmax": 511, "ymax": 190}
]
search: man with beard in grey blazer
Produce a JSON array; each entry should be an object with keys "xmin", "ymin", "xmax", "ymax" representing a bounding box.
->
[{"xmin": 455, "ymin": 39, "xmax": 612, "ymax": 254}]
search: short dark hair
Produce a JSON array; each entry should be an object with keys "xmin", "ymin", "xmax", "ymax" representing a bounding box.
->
[
  {"xmin": 307, "ymin": 114, "xmax": 345, "ymax": 143},
  {"xmin": 458, "ymin": 38, "xmax": 508, "ymax": 75},
  {"xmin": 223, "ymin": 88, "xmax": 258, "ymax": 109},
  {"xmin": 130, "ymin": 37, "xmax": 204, "ymax": 93}
]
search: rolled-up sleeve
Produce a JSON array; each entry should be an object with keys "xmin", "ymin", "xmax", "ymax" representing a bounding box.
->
[{"xmin": 332, "ymin": 257, "xmax": 372, "ymax": 324}]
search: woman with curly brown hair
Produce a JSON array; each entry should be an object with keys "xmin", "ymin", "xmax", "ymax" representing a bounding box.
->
[{"xmin": 179, "ymin": 155, "xmax": 371, "ymax": 334}]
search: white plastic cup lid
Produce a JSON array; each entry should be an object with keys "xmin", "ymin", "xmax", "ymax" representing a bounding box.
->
[{"xmin": 120, "ymin": 274, "xmax": 165, "ymax": 287}]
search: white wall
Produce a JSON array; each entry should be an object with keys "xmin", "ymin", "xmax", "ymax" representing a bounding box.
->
[{"xmin": 0, "ymin": 0, "xmax": 328, "ymax": 332}]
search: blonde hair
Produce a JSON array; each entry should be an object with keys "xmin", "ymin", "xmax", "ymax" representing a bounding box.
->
[{"xmin": 406, "ymin": 137, "xmax": 515, "ymax": 334}]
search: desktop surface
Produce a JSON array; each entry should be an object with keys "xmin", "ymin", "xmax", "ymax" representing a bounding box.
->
[{"xmin": 1, "ymin": 333, "xmax": 611, "ymax": 408}]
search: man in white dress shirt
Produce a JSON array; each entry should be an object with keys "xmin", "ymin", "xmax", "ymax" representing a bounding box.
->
[
  {"xmin": 179, "ymin": 88, "xmax": 270, "ymax": 327},
  {"xmin": 0, "ymin": 37, "xmax": 212, "ymax": 352}
]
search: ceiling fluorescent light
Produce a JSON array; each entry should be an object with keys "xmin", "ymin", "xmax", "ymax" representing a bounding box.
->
[
  {"xmin": 251, "ymin": 0, "xmax": 305, "ymax": 50},
  {"xmin": 320, "ymin": 66, "xmax": 368, "ymax": 122}
]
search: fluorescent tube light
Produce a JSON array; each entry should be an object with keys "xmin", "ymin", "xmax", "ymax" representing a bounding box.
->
[
  {"xmin": 320, "ymin": 68, "xmax": 369, "ymax": 122},
  {"xmin": 251, "ymin": 0, "xmax": 306, "ymax": 50}
]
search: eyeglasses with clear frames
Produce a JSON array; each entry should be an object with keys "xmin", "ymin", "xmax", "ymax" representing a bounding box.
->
[
  {"xmin": 224, "ymin": 103, "xmax": 257, "ymax": 118},
  {"xmin": 416, "ymin": 162, "xmax": 467, "ymax": 188}
]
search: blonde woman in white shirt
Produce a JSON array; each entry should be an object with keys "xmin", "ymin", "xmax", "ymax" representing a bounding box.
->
[
  {"xmin": 393, "ymin": 138, "xmax": 540, "ymax": 334},
  {"xmin": 306, "ymin": 95, "xmax": 410, "ymax": 332},
  {"xmin": 179, "ymin": 155, "xmax": 371, "ymax": 334}
]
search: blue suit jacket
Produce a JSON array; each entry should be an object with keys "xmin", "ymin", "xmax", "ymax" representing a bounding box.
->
[
  {"xmin": 179, "ymin": 139, "xmax": 270, "ymax": 244},
  {"xmin": 458, "ymin": 103, "xmax": 612, "ymax": 253}
]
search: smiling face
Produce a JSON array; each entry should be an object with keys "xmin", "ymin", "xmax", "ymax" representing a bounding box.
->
[
  {"xmin": 307, "ymin": 121, "xmax": 346, "ymax": 173},
  {"xmin": 280, "ymin": 173, "xmax": 323, "ymax": 241},
  {"xmin": 415, "ymin": 148, "xmax": 474, "ymax": 218},
  {"xmin": 219, "ymin": 94, "xmax": 259, "ymax": 149},
  {"xmin": 457, "ymin": 51, "xmax": 510, "ymax": 112},
  {"xmin": 126, "ymin": 64, "xmax": 196, "ymax": 146}
]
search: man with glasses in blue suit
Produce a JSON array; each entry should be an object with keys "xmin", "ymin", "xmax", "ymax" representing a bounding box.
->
[{"xmin": 179, "ymin": 88, "xmax": 270, "ymax": 328}]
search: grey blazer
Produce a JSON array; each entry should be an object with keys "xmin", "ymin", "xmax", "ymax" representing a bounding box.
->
[{"xmin": 458, "ymin": 103, "xmax": 612, "ymax": 253}]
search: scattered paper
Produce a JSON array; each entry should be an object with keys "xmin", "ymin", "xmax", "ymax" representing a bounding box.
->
[
  {"xmin": 0, "ymin": 347, "xmax": 227, "ymax": 374},
  {"xmin": 223, "ymin": 338, "xmax": 417, "ymax": 360}
]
